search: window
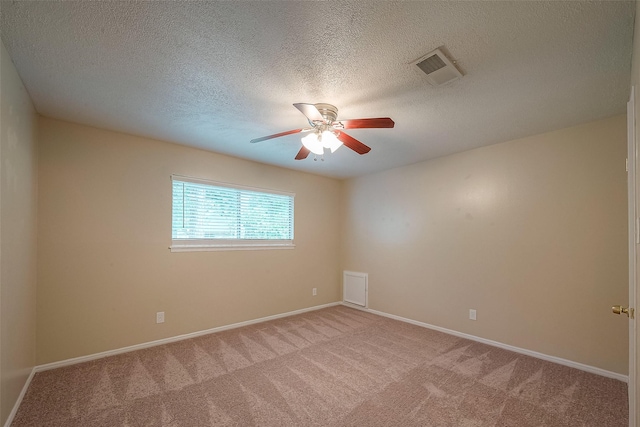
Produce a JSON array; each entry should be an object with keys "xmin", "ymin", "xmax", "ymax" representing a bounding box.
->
[{"xmin": 170, "ymin": 175, "xmax": 294, "ymax": 251}]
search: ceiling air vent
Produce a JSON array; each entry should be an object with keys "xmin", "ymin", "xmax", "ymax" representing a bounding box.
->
[{"xmin": 414, "ymin": 47, "xmax": 463, "ymax": 86}]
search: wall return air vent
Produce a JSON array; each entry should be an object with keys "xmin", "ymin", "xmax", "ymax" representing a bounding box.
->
[{"xmin": 414, "ymin": 47, "xmax": 463, "ymax": 86}]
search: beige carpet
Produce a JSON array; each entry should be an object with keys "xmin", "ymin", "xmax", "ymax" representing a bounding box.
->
[{"xmin": 12, "ymin": 306, "xmax": 627, "ymax": 426}]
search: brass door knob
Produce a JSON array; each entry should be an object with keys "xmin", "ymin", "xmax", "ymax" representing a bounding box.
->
[{"xmin": 612, "ymin": 305, "xmax": 635, "ymax": 318}]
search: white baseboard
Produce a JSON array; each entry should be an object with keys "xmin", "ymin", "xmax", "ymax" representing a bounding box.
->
[
  {"xmin": 359, "ymin": 305, "xmax": 628, "ymax": 383},
  {"xmin": 342, "ymin": 301, "xmax": 368, "ymax": 310},
  {"xmin": 4, "ymin": 301, "xmax": 341, "ymax": 427},
  {"xmin": 4, "ymin": 367, "xmax": 36, "ymax": 427}
]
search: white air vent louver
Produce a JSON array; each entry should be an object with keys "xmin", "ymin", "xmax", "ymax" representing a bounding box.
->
[{"xmin": 414, "ymin": 47, "xmax": 463, "ymax": 86}]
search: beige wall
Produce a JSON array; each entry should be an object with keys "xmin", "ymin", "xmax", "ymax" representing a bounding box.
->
[
  {"xmin": 342, "ymin": 115, "xmax": 628, "ymax": 374},
  {"xmin": 36, "ymin": 118, "xmax": 342, "ymax": 364},
  {"xmin": 0, "ymin": 41, "xmax": 38, "ymax": 424}
]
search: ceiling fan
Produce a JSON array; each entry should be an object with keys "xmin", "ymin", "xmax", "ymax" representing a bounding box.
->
[{"xmin": 250, "ymin": 103, "xmax": 394, "ymax": 160}]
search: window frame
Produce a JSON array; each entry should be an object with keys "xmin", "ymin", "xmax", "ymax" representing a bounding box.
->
[{"xmin": 170, "ymin": 175, "xmax": 295, "ymax": 252}]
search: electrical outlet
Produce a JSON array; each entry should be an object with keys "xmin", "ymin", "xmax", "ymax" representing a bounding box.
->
[
  {"xmin": 156, "ymin": 311, "xmax": 165, "ymax": 324},
  {"xmin": 469, "ymin": 309, "xmax": 477, "ymax": 321},
  {"xmin": 312, "ymin": 288, "xmax": 317, "ymax": 296}
]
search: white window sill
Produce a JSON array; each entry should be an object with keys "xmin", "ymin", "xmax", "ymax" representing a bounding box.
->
[{"xmin": 170, "ymin": 242, "xmax": 295, "ymax": 252}]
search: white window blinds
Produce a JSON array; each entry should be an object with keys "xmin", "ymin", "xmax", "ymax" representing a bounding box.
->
[{"xmin": 171, "ymin": 176, "xmax": 294, "ymax": 251}]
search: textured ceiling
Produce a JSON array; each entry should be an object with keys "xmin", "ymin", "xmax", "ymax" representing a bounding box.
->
[{"xmin": 0, "ymin": 1, "xmax": 635, "ymax": 178}]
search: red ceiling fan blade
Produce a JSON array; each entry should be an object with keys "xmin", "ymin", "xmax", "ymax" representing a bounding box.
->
[
  {"xmin": 293, "ymin": 103, "xmax": 324, "ymax": 122},
  {"xmin": 250, "ymin": 128, "xmax": 304, "ymax": 144},
  {"xmin": 337, "ymin": 132, "xmax": 371, "ymax": 155},
  {"xmin": 336, "ymin": 118, "xmax": 395, "ymax": 129},
  {"xmin": 295, "ymin": 146, "xmax": 310, "ymax": 160}
]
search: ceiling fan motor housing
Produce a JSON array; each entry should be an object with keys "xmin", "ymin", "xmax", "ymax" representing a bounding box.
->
[{"xmin": 314, "ymin": 103, "xmax": 338, "ymax": 123}]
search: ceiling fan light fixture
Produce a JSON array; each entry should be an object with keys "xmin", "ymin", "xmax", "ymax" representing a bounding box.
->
[
  {"xmin": 321, "ymin": 131, "xmax": 343, "ymax": 153},
  {"xmin": 301, "ymin": 133, "xmax": 324, "ymax": 155}
]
